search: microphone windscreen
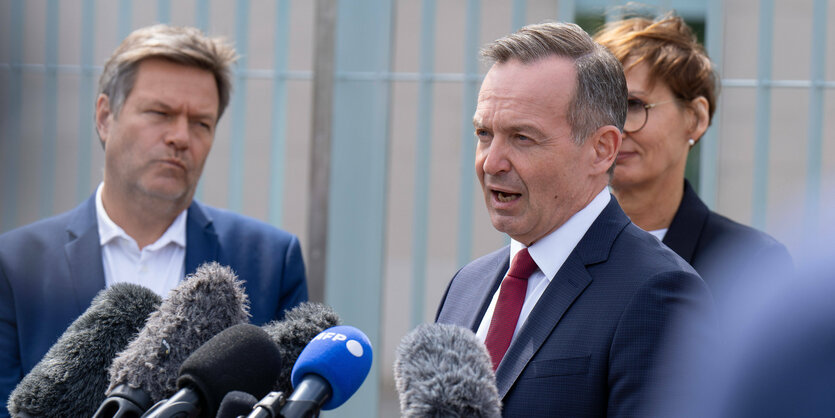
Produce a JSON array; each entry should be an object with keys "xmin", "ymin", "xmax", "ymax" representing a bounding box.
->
[
  {"xmin": 290, "ymin": 325, "xmax": 373, "ymax": 410},
  {"xmin": 7, "ymin": 283, "xmax": 162, "ymax": 418},
  {"xmin": 215, "ymin": 391, "xmax": 258, "ymax": 418},
  {"xmin": 177, "ymin": 323, "xmax": 281, "ymax": 417},
  {"xmin": 394, "ymin": 323, "xmax": 502, "ymax": 418},
  {"xmin": 107, "ymin": 262, "xmax": 250, "ymax": 403},
  {"xmin": 261, "ymin": 302, "xmax": 341, "ymax": 394}
]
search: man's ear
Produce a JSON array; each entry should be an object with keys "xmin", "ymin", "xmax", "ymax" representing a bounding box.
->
[
  {"xmin": 589, "ymin": 125, "xmax": 621, "ymax": 175},
  {"xmin": 95, "ymin": 94, "xmax": 112, "ymax": 148}
]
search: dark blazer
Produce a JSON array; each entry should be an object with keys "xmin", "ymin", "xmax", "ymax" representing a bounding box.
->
[
  {"xmin": 663, "ymin": 180, "xmax": 792, "ymax": 304},
  {"xmin": 0, "ymin": 194, "xmax": 308, "ymax": 411},
  {"xmin": 436, "ymin": 197, "xmax": 713, "ymax": 417}
]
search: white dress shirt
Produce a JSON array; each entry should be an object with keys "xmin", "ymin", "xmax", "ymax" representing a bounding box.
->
[
  {"xmin": 96, "ymin": 183, "xmax": 187, "ymax": 298},
  {"xmin": 648, "ymin": 228, "xmax": 668, "ymax": 241},
  {"xmin": 476, "ymin": 189, "xmax": 611, "ymax": 343}
]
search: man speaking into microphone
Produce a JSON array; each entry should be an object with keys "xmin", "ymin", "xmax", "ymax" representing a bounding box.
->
[
  {"xmin": 0, "ymin": 24, "xmax": 308, "ymax": 415},
  {"xmin": 435, "ymin": 22, "xmax": 714, "ymax": 416}
]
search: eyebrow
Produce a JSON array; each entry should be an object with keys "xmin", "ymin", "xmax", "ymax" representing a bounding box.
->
[{"xmin": 145, "ymin": 100, "xmax": 217, "ymax": 122}]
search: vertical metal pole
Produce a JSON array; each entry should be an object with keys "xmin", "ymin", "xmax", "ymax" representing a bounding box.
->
[
  {"xmin": 228, "ymin": 0, "xmax": 250, "ymax": 212},
  {"xmin": 77, "ymin": 0, "xmax": 96, "ymax": 203},
  {"xmin": 268, "ymin": 0, "xmax": 291, "ymax": 227},
  {"xmin": 119, "ymin": 0, "xmax": 132, "ymax": 42},
  {"xmin": 2, "ymin": 0, "xmax": 25, "ymax": 231},
  {"xmin": 41, "ymin": 0, "xmax": 60, "ymax": 218},
  {"xmin": 558, "ymin": 0, "xmax": 575, "ymax": 23},
  {"xmin": 512, "ymin": 0, "xmax": 526, "ymax": 31},
  {"xmin": 410, "ymin": 0, "xmax": 437, "ymax": 327},
  {"xmin": 157, "ymin": 0, "xmax": 171, "ymax": 23},
  {"xmin": 805, "ymin": 0, "xmax": 827, "ymax": 234},
  {"xmin": 307, "ymin": 0, "xmax": 337, "ymax": 303},
  {"xmin": 194, "ymin": 0, "xmax": 209, "ymax": 32},
  {"xmin": 456, "ymin": 0, "xmax": 481, "ymax": 269},
  {"xmin": 700, "ymin": 0, "xmax": 723, "ymax": 208},
  {"xmin": 326, "ymin": 0, "xmax": 394, "ymax": 415},
  {"xmin": 193, "ymin": 0, "xmax": 210, "ymax": 202},
  {"xmin": 752, "ymin": 0, "xmax": 774, "ymax": 229}
]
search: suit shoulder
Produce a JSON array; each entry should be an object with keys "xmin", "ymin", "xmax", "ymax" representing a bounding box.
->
[
  {"xmin": 458, "ymin": 246, "xmax": 508, "ymax": 274},
  {"xmin": 199, "ymin": 204, "xmax": 298, "ymax": 242},
  {"xmin": 702, "ymin": 211, "xmax": 785, "ymax": 251},
  {"xmin": 616, "ymin": 222, "xmax": 698, "ymax": 275},
  {"xmin": 0, "ymin": 210, "xmax": 75, "ymax": 249}
]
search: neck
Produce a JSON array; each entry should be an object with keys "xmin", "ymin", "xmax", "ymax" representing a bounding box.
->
[
  {"xmin": 101, "ymin": 183, "xmax": 189, "ymax": 249},
  {"xmin": 612, "ymin": 176, "xmax": 684, "ymax": 232}
]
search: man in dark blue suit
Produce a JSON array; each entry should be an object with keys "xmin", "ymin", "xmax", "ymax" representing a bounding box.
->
[
  {"xmin": 0, "ymin": 25, "xmax": 307, "ymax": 412},
  {"xmin": 435, "ymin": 22, "xmax": 713, "ymax": 416}
]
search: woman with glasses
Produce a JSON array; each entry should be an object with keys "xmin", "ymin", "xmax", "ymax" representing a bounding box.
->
[{"xmin": 594, "ymin": 14, "xmax": 791, "ymax": 299}]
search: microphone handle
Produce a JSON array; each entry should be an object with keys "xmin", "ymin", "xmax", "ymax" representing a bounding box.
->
[
  {"xmin": 141, "ymin": 387, "xmax": 202, "ymax": 418},
  {"xmin": 244, "ymin": 391, "xmax": 286, "ymax": 418},
  {"xmin": 93, "ymin": 384, "xmax": 154, "ymax": 418},
  {"xmin": 279, "ymin": 374, "xmax": 331, "ymax": 418}
]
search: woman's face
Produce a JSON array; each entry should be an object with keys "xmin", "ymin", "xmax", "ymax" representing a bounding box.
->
[{"xmin": 612, "ymin": 60, "xmax": 696, "ymax": 191}]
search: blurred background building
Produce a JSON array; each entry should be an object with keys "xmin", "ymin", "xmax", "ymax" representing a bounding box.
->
[{"xmin": 1, "ymin": 0, "xmax": 833, "ymax": 416}]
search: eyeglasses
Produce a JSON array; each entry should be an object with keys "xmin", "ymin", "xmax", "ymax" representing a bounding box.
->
[{"xmin": 623, "ymin": 98, "xmax": 677, "ymax": 134}]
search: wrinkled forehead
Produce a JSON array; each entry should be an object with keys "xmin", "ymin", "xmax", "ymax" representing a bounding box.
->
[{"xmin": 475, "ymin": 57, "xmax": 576, "ymax": 122}]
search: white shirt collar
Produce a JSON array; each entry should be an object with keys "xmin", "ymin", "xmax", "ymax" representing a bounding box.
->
[
  {"xmin": 95, "ymin": 182, "xmax": 187, "ymax": 250},
  {"xmin": 510, "ymin": 188, "xmax": 610, "ymax": 281}
]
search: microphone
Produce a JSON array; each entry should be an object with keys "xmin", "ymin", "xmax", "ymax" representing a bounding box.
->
[
  {"xmin": 278, "ymin": 325, "xmax": 373, "ymax": 418},
  {"xmin": 6, "ymin": 283, "xmax": 162, "ymax": 418},
  {"xmin": 95, "ymin": 262, "xmax": 250, "ymax": 417},
  {"xmin": 260, "ymin": 302, "xmax": 341, "ymax": 395},
  {"xmin": 142, "ymin": 323, "xmax": 282, "ymax": 418},
  {"xmin": 394, "ymin": 323, "xmax": 502, "ymax": 418},
  {"xmin": 215, "ymin": 391, "xmax": 259, "ymax": 418}
]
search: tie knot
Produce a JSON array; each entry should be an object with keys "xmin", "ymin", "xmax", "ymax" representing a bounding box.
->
[{"xmin": 507, "ymin": 248, "xmax": 537, "ymax": 280}]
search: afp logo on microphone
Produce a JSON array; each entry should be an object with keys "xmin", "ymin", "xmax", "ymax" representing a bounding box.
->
[{"xmin": 311, "ymin": 330, "xmax": 367, "ymax": 358}]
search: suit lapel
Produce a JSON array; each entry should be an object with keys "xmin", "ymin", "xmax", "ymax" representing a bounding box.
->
[
  {"xmin": 494, "ymin": 197, "xmax": 630, "ymax": 398},
  {"xmin": 184, "ymin": 201, "xmax": 219, "ymax": 276},
  {"xmin": 65, "ymin": 194, "xmax": 106, "ymax": 314},
  {"xmin": 662, "ymin": 180, "xmax": 708, "ymax": 264},
  {"xmin": 436, "ymin": 246, "xmax": 509, "ymax": 332},
  {"xmin": 467, "ymin": 252, "xmax": 508, "ymax": 332}
]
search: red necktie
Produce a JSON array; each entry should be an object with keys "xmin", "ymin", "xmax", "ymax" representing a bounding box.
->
[{"xmin": 483, "ymin": 248, "xmax": 538, "ymax": 370}]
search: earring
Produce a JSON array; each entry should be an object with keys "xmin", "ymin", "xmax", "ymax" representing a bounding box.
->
[{"xmin": 688, "ymin": 138, "xmax": 696, "ymax": 147}]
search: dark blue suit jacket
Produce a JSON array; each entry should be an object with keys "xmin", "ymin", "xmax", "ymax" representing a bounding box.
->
[
  {"xmin": 0, "ymin": 195, "xmax": 308, "ymax": 412},
  {"xmin": 663, "ymin": 180, "xmax": 792, "ymax": 306},
  {"xmin": 436, "ymin": 198, "xmax": 713, "ymax": 417}
]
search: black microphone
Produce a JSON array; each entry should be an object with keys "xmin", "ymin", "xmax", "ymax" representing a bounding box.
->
[
  {"xmin": 141, "ymin": 323, "xmax": 282, "ymax": 418},
  {"xmin": 260, "ymin": 302, "xmax": 341, "ymax": 395},
  {"xmin": 215, "ymin": 391, "xmax": 260, "ymax": 418},
  {"xmin": 6, "ymin": 283, "xmax": 161, "ymax": 418},
  {"xmin": 394, "ymin": 323, "xmax": 502, "ymax": 418},
  {"xmin": 94, "ymin": 262, "xmax": 250, "ymax": 417}
]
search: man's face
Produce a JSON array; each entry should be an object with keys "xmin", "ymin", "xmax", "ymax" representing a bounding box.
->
[
  {"xmin": 474, "ymin": 56, "xmax": 600, "ymax": 246},
  {"xmin": 97, "ymin": 58, "xmax": 219, "ymax": 206}
]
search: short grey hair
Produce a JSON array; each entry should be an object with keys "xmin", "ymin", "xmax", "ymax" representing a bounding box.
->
[
  {"xmin": 98, "ymin": 24, "xmax": 237, "ymax": 121},
  {"xmin": 481, "ymin": 22, "xmax": 627, "ymax": 144}
]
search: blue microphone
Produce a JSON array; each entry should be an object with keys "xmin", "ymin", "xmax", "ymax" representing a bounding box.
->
[{"xmin": 273, "ymin": 325, "xmax": 372, "ymax": 417}]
